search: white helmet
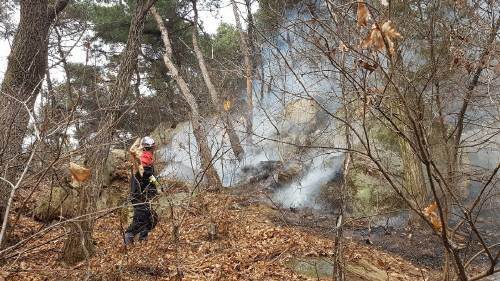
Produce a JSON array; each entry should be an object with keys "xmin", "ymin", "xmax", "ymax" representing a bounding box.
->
[{"xmin": 141, "ymin": 136, "xmax": 155, "ymax": 148}]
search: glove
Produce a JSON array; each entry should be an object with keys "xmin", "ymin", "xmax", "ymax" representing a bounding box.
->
[{"xmin": 149, "ymin": 175, "xmax": 159, "ymax": 186}]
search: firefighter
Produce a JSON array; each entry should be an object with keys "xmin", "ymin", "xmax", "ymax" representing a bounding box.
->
[{"xmin": 124, "ymin": 136, "xmax": 159, "ymax": 245}]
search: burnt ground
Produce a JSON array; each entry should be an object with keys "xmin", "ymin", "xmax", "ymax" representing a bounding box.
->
[
  {"xmin": 267, "ymin": 206, "xmax": 445, "ymax": 269},
  {"xmin": 230, "ymin": 183, "xmax": 500, "ymax": 273}
]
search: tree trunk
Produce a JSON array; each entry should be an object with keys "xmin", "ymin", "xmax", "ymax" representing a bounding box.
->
[
  {"xmin": 151, "ymin": 6, "xmax": 222, "ymax": 189},
  {"xmin": 399, "ymin": 138, "xmax": 428, "ymax": 224},
  {"xmin": 191, "ymin": 1, "xmax": 244, "ymax": 162},
  {"xmin": 333, "ymin": 53, "xmax": 351, "ymax": 281},
  {"xmin": 230, "ymin": 0, "xmax": 253, "ymax": 145},
  {"xmin": 61, "ymin": 183, "xmax": 95, "ymax": 264},
  {"xmin": 244, "ymin": 0, "xmax": 259, "ymax": 70},
  {"xmin": 387, "ymin": 50, "xmax": 429, "ymax": 225},
  {"xmin": 0, "ymin": 0, "xmax": 69, "ymax": 246},
  {"xmin": 62, "ymin": 0, "xmax": 155, "ymax": 264}
]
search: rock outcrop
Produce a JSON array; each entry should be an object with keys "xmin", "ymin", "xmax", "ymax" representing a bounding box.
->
[{"xmin": 34, "ymin": 185, "xmax": 78, "ymax": 222}]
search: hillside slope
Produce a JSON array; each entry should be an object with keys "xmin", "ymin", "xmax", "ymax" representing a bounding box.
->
[{"xmin": 3, "ymin": 190, "xmax": 433, "ymax": 280}]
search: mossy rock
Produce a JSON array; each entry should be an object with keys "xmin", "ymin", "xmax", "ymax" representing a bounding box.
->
[
  {"xmin": 286, "ymin": 257, "xmax": 389, "ymax": 281},
  {"xmin": 97, "ymin": 183, "xmax": 128, "ymax": 210},
  {"xmin": 34, "ymin": 185, "xmax": 78, "ymax": 222},
  {"xmin": 347, "ymin": 165, "xmax": 402, "ymax": 216},
  {"xmin": 102, "ymin": 149, "xmax": 128, "ymax": 187},
  {"xmin": 286, "ymin": 258, "xmax": 333, "ymax": 279}
]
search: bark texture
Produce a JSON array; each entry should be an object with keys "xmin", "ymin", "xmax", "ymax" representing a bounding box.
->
[
  {"xmin": 62, "ymin": 0, "xmax": 155, "ymax": 264},
  {"xmin": 399, "ymin": 139, "xmax": 427, "ymax": 212},
  {"xmin": 151, "ymin": 6, "xmax": 222, "ymax": 189},
  {"xmin": 0, "ymin": 0, "xmax": 69, "ymax": 246},
  {"xmin": 191, "ymin": 1, "xmax": 244, "ymax": 162}
]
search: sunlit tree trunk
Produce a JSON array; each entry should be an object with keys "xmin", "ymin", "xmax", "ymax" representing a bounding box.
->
[
  {"xmin": 191, "ymin": 1, "xmax": 244, "ymax": 162},
  {"xmin": 62, "ymin": 0, "xmax": 156, "ymax": 264},
  {"xmin": 151, "ymin": 6, "xmax": 222, "ymax": 189},
  {"xmin": 230, "ymin": 0, "xmax": 253, "ymax": 145}
]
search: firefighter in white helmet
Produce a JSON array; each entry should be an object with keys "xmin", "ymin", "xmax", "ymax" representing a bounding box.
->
[{"xmin": 124, "ymin": 136, "xmax": 159, "ymax": 245}]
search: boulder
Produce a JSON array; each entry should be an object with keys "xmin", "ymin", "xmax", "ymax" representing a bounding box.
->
[
  {"xmin": 277, "ymin": 161, "xmax": 303, "ymax": 184},
  {"xmin": 240, "ymin": 161, "xmax": 283, "ymax": 185},
  {"xmin": 279, "ymin": 135, "xmax": 308, "ymax": 162},
  {"xmin": 278, "ymin": 99, "xmax": 334, "ymax": 161},
  {"xmin": 317, "ymin": 169, "xmax": 344, "ymax": 209},
  {"xmin": 97, "ymin": 183, "xmax": 127, "ymax": 210},
  {"xmin": 282, "ymin": 98, "xmax": 321, "ymax": 135},
  {"xmin": 34, "ymin": 163, "xmax": 90, "ymax": 222},
  {"xmin": 97, "ymin": 149, "xmax": 130, "ymax": 212},
  {"xmin": 34, "ymin": 185, "xmax": 78, "ymax": 222},
  {"xmin": 102, "ymin": 149, "xmax": 129, "ymax": 186},
  {"xmin": 346, "ymin": 151, "xmax": 403, "ymax": 216}
]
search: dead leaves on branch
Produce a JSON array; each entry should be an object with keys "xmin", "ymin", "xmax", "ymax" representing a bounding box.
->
[
  {"xmin": 358, "ymin": 59, "xmax": 379, "ymax": 72},
  {"xmin": 129, "ymin": 138, "xmax": 142, "ymax": 159},
  {"xmin": 357, "ymin": 0, "xmax": 371, "ymax": 27},
  {"xmin": 69, "ymin": 162, "xmax": 91, "ymax": 182},
  {"xmin": 382, "ymin": 21, "xmax": 402, "ymax": 39},
  {"xmin": 339, "ymin": 42, "xmax": 349, "ymax": 52},
  {"xmin": 423, "ymin": 202, "xmax": 442, "ymax": 232},
  {"xmin": 361, "ymin": 21, "xmax": 402, "ymax": 55},
  {"xmin": 361, "ymin": 24, "xmax": 384, "ymax": 50},
  {"xmin": 356, "ymin": 1, "xmax": 402, "ymax": 55}
]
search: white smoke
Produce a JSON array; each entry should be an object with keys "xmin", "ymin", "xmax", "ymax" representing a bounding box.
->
[
  {"xmin": 159, "ymin": 2, "xmax": 347, "ymax": 209},
  {"xmin": 273, "ymin": 153, "xmax": 344, "ymax": 209}
]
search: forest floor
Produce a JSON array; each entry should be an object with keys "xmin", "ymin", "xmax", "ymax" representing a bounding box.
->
[
  {"xmin": 0, "ymin": 184, "xmax": 452, "ymax": 280},
  {"xmin": 231, "ymin": 182, "xmax": 500, "ymax": 277}
]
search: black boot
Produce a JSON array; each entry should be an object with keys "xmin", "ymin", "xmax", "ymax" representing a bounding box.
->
[
  {"xmin": 124, "ymin": 232, "xmax": 135, "ymax": 245},
  {"xmin": 138, "ymin": 231, "xmax": 149, "ymax": 241}
]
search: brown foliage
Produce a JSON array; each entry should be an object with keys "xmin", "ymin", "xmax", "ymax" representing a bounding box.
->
[
  {"xmin": 423, "ymin": 202, "xmax": 442, "ymax": 232},
  {"xmin": 361, "ymin": 21, "xmax": 402, "ymax": 55},
  {"xmin": 358, "ymin": 59, "xmax": 379, "ymax": 72},
  {"xmin": 69, "ymin": 163, "xmax": 91, "ymax": 182},
  {"xmin": 357, "ymin": 1, "xmax": 371, "ymax": 27}
]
